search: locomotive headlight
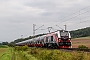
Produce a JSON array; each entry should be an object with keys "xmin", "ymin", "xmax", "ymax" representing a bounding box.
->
[
  {"xmin": 67, "ymin": 39, "xmax": 71, "ymax": 42},
  {"xmin": 58, "ymin": 38, "xmax": 63, "ymax": 42},
  {"xmin": 59, "ymin": 40, "xmax": 62, "ymax": 42},
  {"xmin": 63, "ymin": 30, "xmax": 65, "ymax": 32}
]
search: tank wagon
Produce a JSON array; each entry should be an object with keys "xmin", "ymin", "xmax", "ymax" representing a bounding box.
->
[{"xmin": 16, "ymin": 30, "xmax": 72, "ymax": 48}]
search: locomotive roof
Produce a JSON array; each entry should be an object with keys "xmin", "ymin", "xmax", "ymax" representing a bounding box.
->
[
  {"xmin": 16, "ymin": 39, "xmax": 33, "ymax": 44},
  {"xmin": 46, "ymin": 30, "xmax": 69, "ymax": 34},
  {"xmin": 16, "ymin": 35, "xmax": 45, "ymax": 44}
]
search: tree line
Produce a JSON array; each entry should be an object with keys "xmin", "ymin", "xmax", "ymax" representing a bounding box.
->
[{"xmin": 70, "ymin": 27, "xmax": 90, "ymax": 38}]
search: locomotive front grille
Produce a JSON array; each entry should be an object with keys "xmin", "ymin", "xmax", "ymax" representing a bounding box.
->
[{"xmin": 58, "ymin": 42, "xmax": 71, "ymax": 46}]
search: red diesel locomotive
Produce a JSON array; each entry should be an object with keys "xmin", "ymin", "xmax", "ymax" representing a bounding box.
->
[{"xmin": 16, "ymin": 30, "xmax": 72, "ymax": 48}]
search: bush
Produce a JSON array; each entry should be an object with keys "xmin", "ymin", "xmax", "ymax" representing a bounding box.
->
[
  {"xmin": 22, "ymin": 45, "xmax": 28, "ymax": 51},
  {"xmin": 28, "ymin": 47, "xmax": 40, "ymax": 55},
  {"xmin": 78, "ymin": 45, "xmax": 88, "ymax": 49},
  {"xmin": 8, "ymin": 43, "xmax": 15, "ymax": 47},
  {"xmin": 14, "ymin": 46, "xmax": 22, "ymax": 51},
  {"xmin": 0, "ymin": 45, "xmax": 8, "ymax": 48},
  {"xmin": 14, "ymin": 45, "xmax": 28, "ymax": 51}
]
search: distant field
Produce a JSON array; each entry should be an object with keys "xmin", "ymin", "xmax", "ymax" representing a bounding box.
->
[
  {"xmin": 72, "ymin": 36, "xmax": 90, "ymax": 48},
  {"xmin": 0, "ymin": 45, "xmax": 8, "ymax": 57},
  {"xmin": 0, "ymin": 48, "xmax": 8, "ymax": 57},
  {"xmin": 0, "ymin": 45, "xmax": 12, "ymax": 60},
  {"xmin": 0, "ymin": 45, "xmax": 8, "ymax": 48}
]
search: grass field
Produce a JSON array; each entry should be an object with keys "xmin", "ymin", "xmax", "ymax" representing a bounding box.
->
[
  {"xmin": 0, "ymin": 45, "xmax": 8, "ymax": 48},
  {"xmin": 0, "ymin": 46, "xmax": 37, "ymax": 60},
  {"xmin": 72, "ymin": 36, "xmax": 90, "ymax": 48},
  {"xmin": 0, "ymin": 46, "xmax": 12, "ymax": 60},
  {"xmin": 14, "ymin": 46, "xmax": 90, "ymax": 60},
  {"xmin": 0, "ymin": 48, "xmax": 8, "ymax": 57},
  {"xmin": 0, "ymin": 45, "xmax": 8, "ymax": 57},
  {"xmin": 0, "ymin": 45, "xmax": 90, "ymax": 60},
  {"xmin": 0, "ymin": 36, "xmax": 90, "ymax": 60},
  {"xmin": 23, "ymin": 47, "xmax": 90, "ymax": 60}
]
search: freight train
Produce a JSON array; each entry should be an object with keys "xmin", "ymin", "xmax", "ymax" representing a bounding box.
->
[{"xmin": 16, "ymin": 30, "xmax": 72, "ymax": 48}]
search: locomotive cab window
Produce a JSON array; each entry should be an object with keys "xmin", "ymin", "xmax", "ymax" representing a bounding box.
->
[
  {"xmin": 60, "ymin": 31, "xmax": 69, "ymax": 37},
  {"xmin": 51, "ymin": 36, "xmax": 53, "ymax": 41},
  {"xmin": 46, "ymin": 37, "xmax": 48, "ymax": 42},
  {"xmin": 60, "ymin": 31, "xmax": 69, "ymax": 40},
  {"xmin": 56, "ymin": 33, "xmax": 58, "ymax": 37}
]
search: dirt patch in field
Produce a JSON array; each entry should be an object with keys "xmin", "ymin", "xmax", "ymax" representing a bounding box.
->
[{"xmin": 72, "ymin": 39, "xmax": 90, "ymax": 48}]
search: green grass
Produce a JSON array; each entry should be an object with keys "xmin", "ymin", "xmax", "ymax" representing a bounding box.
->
[
  {"xmin": 1, "ymin": 46, "xmax": 90, "ymax": 60},
  {"xmin": 13, "ymin": 46, "xmax": 90, "ymax": 60},
  {"xmin": 0, "ymin": 45, "xmax": 8, "ymax": 48},
  {"xmin": 0, "ymin": 46, "xmax": 37, "ymax": 60},
  {"xmin": 17, "ymin": 51, "xmax": 38, "ymax": 60},
  {"xmin": 0, "ymin": 45, "xmax": 9, "ymax": 60},
  {"xmin": 0, "ymin": 48, "xmax": 8, "ymax": 57},
  {"xmin": 27, "ymin": 47, "xmax": 90, "ymax": 60},
  {"xmin": 0, "ymin": 48, "xmax": 12, "ymax": 60}
]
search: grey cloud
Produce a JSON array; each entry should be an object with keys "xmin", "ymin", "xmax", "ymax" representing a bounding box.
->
[{"xmin": 0, "ymin": 0, "xmax": 90, "ymax": 42}]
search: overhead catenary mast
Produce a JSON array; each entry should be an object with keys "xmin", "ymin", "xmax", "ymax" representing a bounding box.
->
[
  {"xmin": 47, "ymin": 27, "xmax": 53, "ymax": 33},
  {"xmin": 33, "ymin": 24, "xmax": 44, "ymax": 39},
  {"xmin": 64, "ymin": 24, "xmax": 67, "ymax": 31},
  {"xmin": 33, "ymin": 24, "xmax": 35, "ymax": 37}
]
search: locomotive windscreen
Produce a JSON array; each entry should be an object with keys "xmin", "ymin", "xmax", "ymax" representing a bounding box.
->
[
  {"xmin": 60, "ymin": 31, "xmax": 69, "ymax": 40},
  {"xmin": 60, "ymin": 31, "xmax": 69, "ymax": 36}
]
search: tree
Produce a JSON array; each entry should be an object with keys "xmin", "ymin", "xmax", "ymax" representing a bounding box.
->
[{"xmin": 2, "ymin": 42, "xmax": 8, "ymax": 45}]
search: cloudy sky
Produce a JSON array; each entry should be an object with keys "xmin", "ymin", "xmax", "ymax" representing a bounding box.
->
[{"xmin": 0, "ymin": 0, "xmax": 90, "ymax": 42}]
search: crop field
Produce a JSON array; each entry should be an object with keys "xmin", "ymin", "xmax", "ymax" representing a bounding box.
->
[
  {"xmin": 0, "ymin": 48, "xmax": 8, "ymax": 57},
  {"xmin": 72, "ymin": 36, "xmax": 90, "ymax": 48},
  {"xmin": 0, "ymin": 45, "xmax": 12, "ymax": 60}
]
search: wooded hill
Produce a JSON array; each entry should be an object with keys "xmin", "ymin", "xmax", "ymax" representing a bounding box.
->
[
  {"xmin": 70, "ymin": 27, "xmax": 90, "ymax": 38},
  {"xmin": 13, "ymin": 27, "xmax": 90, "ymax": 44}
]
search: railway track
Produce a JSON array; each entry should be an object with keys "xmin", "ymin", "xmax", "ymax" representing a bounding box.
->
[
  {"xmin": 59, "ymin": 48, "xmax": 89, "ymax": 52},
  {"xmin": 61, "ymin": 48, "xmax": 90, "ymax": 52}
]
